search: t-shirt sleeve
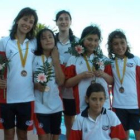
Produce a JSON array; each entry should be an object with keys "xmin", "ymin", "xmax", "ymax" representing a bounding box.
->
[
  {"xmin": 109, "ymin": 111, "xmax": 126, "ymax": 139},
  {"xmin": 104, "ymin": 64, "xmax": 113, "ymax": 76},
  {"xmin": 65, "ymin": 56, "xmax": 76, "ymax": 79},
  {"xmin": 0, "ymin": 38, "xmax": 5, "ymax": 52},
  {"xmin": 68, "ymin": 115, "xmax": 82, "ymax": 140}
]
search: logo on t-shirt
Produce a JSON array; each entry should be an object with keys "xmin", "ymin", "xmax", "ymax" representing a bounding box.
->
[
  {"xmin": 126, "ymin": 63, "xmax": 134, "ymax": 67},
  {"xmin": 102, "ymin": 125, "xmax": 109, "ymax": 131}
]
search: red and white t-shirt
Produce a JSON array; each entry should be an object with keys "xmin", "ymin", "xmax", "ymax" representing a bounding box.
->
[
  {"xmin": 69, "ymin": 107, "xmax": 126, "ymax": 140},
  {"xmin": 33, "ymin": 55, "xmax": 64, "ymax": 114},
  {"xmin": 57, "ymin": 37, "xmax": 79, "ymax": 99},
  {"xmin": 65, "ymin": 55, "xmax": 112, "ymax": 114},
  {"xmin": 0, "ymin": 36, "xmax": 36, "ymax": 103},
  {"xmin": 107, "ymin": 56, "xmax": 140, "ymax": 109}
]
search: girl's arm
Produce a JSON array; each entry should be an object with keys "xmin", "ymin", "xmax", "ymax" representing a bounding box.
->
[
  {"xmin": 51, "ymin": 47, "xmax": 65, "ymax": 86},
  {"xmin": 65, "ymin": 71, "xmax": 94, "ymax": 88}
]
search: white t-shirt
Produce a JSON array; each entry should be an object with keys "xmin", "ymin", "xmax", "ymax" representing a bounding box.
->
[
  {"xmin": 66, "ymin": 54, "xmax": 111, "ymax": 114},
  {"xmin": 0, "ymin": 36, "xmax": 36, "ymax": 103},
  {"xmin": 33, "ymin": 55, "xmax": 64, "ymax": 114},
  {"xmin": 69, "ymin": 108, "xmax": 126, "ymax": 140},
  {"xmin": 111, "ymin": 56, "xmax": 140, "ymax": 109}
]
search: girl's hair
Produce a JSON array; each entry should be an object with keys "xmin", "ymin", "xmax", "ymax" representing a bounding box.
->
[
  {"xmin": 86, "ymin": 83, "xmax": 106, "ymax": 99},
  {"xmin": 10, "ymin": 7, "xmax": 38, "ymax": 40},
  {"xmin": 80, "ymin": 25, "xmax": 102, "ymax": 48},
  {"xmin": 34, "ymin": 28, "xmax": 56, "ymax": 56},
  {"xmin": 55, "ymin": 10, "xmax": 75, "ymax": 43},
  {"xmin": 107, "ymin": 29, "xmax": 134, "ymax": 59}
]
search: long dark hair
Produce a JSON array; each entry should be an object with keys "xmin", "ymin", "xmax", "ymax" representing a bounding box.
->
[
  {"xmin": 80, "ymin": 25, "xmax": 102, "ymax": 48},
  {"xmin": 10, "ymin": 7, "xmax": 38, "ymax": 40},
  {"xmin": 107, "ymin": 29, "xmax": 134, "ymax": 59},
  {"xmin": 55, "ymin": 10, "xmax": 75, "ymax": 43},
  {"xmin": 34, "ymin": 28, "xmax": 56, "ymax": 56}
]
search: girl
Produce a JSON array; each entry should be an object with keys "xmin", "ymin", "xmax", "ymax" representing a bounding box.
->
[
  {"xmin": 55, "ymin": 10, "xmax": 78, "ymax": 139},
  {"xmin": 0, "ymin": 7, "xmax": 38, "ymax": 140},
  {"xmin": 33, "ymin": 28, "xmax": 65, "ymax": 140},
  {"xmin": 107, "ymin": 30, "xmax": 140, "ymax": 140},
  {"xmin": 65, "ymin": 25, "xmax": 113, "ymax": 114},
  {"xmin": 68, "ymin": 83, "xmax": 126, "ymax": 140}
]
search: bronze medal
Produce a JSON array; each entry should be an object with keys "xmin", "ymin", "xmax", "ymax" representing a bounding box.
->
[
  {"xmin": 119, "ymin": 86, "xmax": 124, "ymax": 93},
  {"xmin": 45, "ymin": 86, "xmax": 50, "ymax": 92},
  {"xmin": 21, "ymin": 70, "xmax": 27, "ymax": 77}
]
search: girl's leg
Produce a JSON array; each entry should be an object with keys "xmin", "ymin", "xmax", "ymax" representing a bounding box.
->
[
  {"xmin": 38, "ymin": 134, "xmax": 50, "ymax": 140},
  {"xmin": 134, "ymin": 131, "xmax": 140, "ymax": 140},
  {"xmin": 4, "ymin": 128, "xmax": 15, "ymax": 140},
  {"xmin": 64, "ymin": 115, "xmax": 75, "ymax": 140},
  {"xmin": 123, "ymin": 130, "xmax": 129, "ymax": 140},
  {"xmin": 50, "ymin": 134, "xmax": 59, "ymax": 140},
  {"xmin": 16, "ymin": 128, "xmax": 27, "ymax": 140}
]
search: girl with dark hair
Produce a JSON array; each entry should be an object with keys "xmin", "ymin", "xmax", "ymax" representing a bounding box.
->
[
  {"xmin": 65, "ymin": 25, "xmax": 113, "ymax": 115},
  {"xmin": 0, "ymin": 7, "xmax": 38, "ymax": 140},
  {"xmin": 55, "ymin": 10, "xmax": 78, "ymax": 139},
  {"xmin": 33, "ymin": 28, "xmax": 65, "ymax": 140},
  {"xmin": 68, "ymin": 83, "xmax": 126, "ymax": 140},
  {"xmin": 107, "ymin": 30, "xmax": 140, "ymax": 140}
]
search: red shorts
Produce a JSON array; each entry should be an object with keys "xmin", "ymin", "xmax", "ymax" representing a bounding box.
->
[{"xmin": 0, "ymin": 101, "xmax": 34, "ymax": 131}]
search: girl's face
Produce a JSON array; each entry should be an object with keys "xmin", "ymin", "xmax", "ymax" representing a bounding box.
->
[
  {"xmin": 56, "ymin": 13, "xmax": 71, "ymax": 32},
  {"xmin": 17, "ymin": 15, "xmax": 35, "ymax": 35},
  {"xmin": 40, "ymin": 31, "xmax": 55, "ymax": 51},
  {"xmin": 86, "ymin": 91, "xmax": 105, "ymax": 115},
  {"xmin": 83, "ymin": 34, "xmax": 99, "ymax": 55},
  {"xmin": 112, "ymin": 37, "xmax": 127, "ymax": 58}
]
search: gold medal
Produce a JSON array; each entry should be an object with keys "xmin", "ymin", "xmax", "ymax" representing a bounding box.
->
[
  {"xmin": 21, "ymin": 70, "xmax": 27, "ymax": 77},
  {"xmin": 45, "ymin": 86, "xmax": 50, "ymax": 92},
  {"xmin": 119, "ymin": 87, "xmax": 124, "ymax": 93}
]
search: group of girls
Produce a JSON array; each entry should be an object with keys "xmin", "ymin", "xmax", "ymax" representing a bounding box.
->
[{"xmin": 0, "ymin": 6, "xmax": 140, "ymax": 140}]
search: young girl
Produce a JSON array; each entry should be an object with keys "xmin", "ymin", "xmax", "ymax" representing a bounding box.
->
[
  {"xmin": 68, "ymin": 83, "xmax": 126, "ymax": 140},
  {"xmin": 0, "ymin": 7, "xmax": 38, "ymax": 140},
  {"xmin": 55, "ymin": 10, "xmax": 78, "ymax": 139},
  {"xmin": 33, "ymin": 28, "xmax": 65, "ymax": 140},
  {"xmin": 107, "ymin": 30, "xmax": 140, "ymax": 140},
  {"xmin": 65, "ymin": 25, "xmax": 113, "ymax": 114}
]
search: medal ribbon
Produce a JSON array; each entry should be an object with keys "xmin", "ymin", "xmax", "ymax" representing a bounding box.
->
[
  {"xmin": 83, "ymin": 55, "xmax": 95, "ymax": 71},
  {"xmin": 17, "ymin": 40, "xmax": 29, "ymax": 68},
  {"xmin": 115, "ymin": 57, "xmax": 127, "ymax": 85},
  {"xmin": 41, "ymin": 55, "xmax": 45, "ymax": 65}
]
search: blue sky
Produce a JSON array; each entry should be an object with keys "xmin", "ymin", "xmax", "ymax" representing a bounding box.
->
[{"xmin": 0, "ymin": 0, "xmax": 140, "ymax": 56}]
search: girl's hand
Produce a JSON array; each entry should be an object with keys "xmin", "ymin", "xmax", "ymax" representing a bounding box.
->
[
  {"xmin": 35, "ymin": 83, "xmax": 45, "ymax": 92},
  {"xmin": 94, "ymin": 69, "xmax": 104, "ymax": 77},
  {"xmin": 81, "ymin": 71, "xmax": 95, "ymax": 79},
  {"xmin": 0, "ymin": 78, "xmax": 7, "ymax": 89},
  {"xmin": 51, "ymin": 47, "xmax": 60, "ymax": 64}
]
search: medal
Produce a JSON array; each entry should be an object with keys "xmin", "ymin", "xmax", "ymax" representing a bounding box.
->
[
  {"xmin": 16, "ymin": 37, "xmax": 29, "ymax": 78},
  {"xmin": 21, "ymin": 70, "xmax": 27, "ymax": 77},
  {"xmin": 115, "ymin": 57, "xmax": 127, "ymax": 94},
  {"xmin": 45, "ymin": 86, "xmax": 50, "ymax": 92},
  {"xmin": 119, "ymin": 86, "xmax": 124, "ymax": 93}
]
